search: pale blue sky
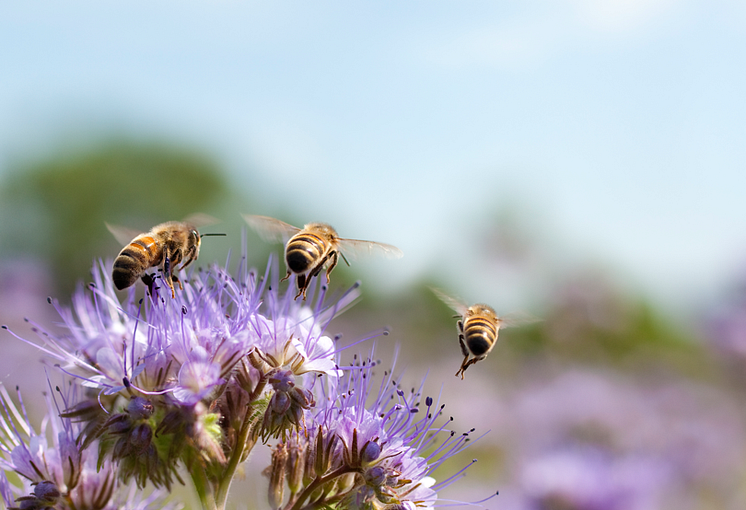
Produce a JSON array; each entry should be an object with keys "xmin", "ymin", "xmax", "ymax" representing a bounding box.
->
[{"xmin": 1, "ymin": 1, "xmax": 745, "ymax": 314}]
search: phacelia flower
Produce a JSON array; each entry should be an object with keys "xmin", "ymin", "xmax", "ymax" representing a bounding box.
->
[
  {"xmin": 2, "ymin": 253, "xmax": 482, "ymax": 510},
  {"xmin": 2, "ymin": 255, "xmax": 365, "ymax": 499},
  {"xmin": 0, "ymin": 382, "xmax": 176, "ymax": 510},
  {"xmin": 266, "ymin": 351, "xmax": 481, "ymax": 510}
]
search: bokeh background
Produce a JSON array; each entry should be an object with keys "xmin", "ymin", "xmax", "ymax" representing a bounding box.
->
[{"xmin": 2, "ymin": 2, "xmax": 746, "ymax": 509}]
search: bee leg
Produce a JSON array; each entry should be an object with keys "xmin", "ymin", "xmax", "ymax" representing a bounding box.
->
[
  {"xmin": 141, "ymin": 273, "xmax": 159, "ymax": 296},
  {"xmin": 456, "ymin": 355, "xmax": 481, "ymax": 379},
  {"xmin": 324, "ymin": 252, "xmax": 339, "ymax": 284},
  {"xmin": 455, "ymin": 360, "xmax": 468, "ymax": 380},
  {"xmin": 456, "ymin": 335, "xmax": 470, "ymax": 379},
  {"xmin": 458, "ymin": 333, "xmax": 469, "ymax": 358},
  {"xmin": 178, "ymin": 249, "xmax": 198, "ymax": 273},
  {"xmin": 309, "ymin": 258, "xmax": 327, "ymax": 280},
  {"xmin": 162, "ymin": 254, "xmax": 176, "ymax": 299},
  {"xmin": 281, "ymin": 270, "xmax": 292, "ymax": 283},
  {"xmin": 172, "ymin": 273, "xmax": 183, "ymax": 291},
  {"xmin": 294, "ymin": 273, "xmax": 307, "ymax": 300}
]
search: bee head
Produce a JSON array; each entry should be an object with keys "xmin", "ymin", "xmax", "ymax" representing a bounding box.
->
[
  {"xmin": 469, "ymin": 304, "xmax": 497, "ymax": 319},
  {"xmin": 305, "ymin": 222, "xmax": 339, "ymax": 241},
  {"xmin": 190, "ymin": 228, "xmax": 201, "ymax": 250}
]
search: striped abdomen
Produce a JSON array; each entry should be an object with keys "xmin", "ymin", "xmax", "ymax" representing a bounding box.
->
[
  {"xmin": 463, "ymin": 315, "xmax": 498, "ymax": 356},
  {"xmin": 285, "ymin": 232, "xmax": 329, "ymax": 275},
  {"xmin": 112, "ymin": 235, "xmax": 162, "ymax": 290}
]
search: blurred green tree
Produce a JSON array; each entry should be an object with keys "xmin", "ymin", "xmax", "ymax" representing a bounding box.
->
[{"xmin": 0, "ymin": 141, "xmax": 232, "ymax": 296}]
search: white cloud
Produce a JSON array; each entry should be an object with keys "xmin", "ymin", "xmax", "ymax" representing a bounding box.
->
[
  {"xmin": 571, "ymin": 0, "xmax": 680, "ymax": 33},
  {"xmin": 426, "ymin": 0, "xmax": 686, "ymax": 70}
]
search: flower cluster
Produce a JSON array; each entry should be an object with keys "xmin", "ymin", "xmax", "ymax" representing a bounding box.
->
[
  {"xmin": 0, "ymin": 382, "xmax": 177, "ymax": 510},
  {"xmin": 1, "ymin": 255, "xmax": 479, "ymax": 510},
  {"xmin": 265, "ymin": 353, "xmax": 477, "ymax": 510}
]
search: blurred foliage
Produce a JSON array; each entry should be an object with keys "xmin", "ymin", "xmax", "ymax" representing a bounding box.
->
[
  {"xmin": 0, "ymin": 141, "xmax": 235, "ymax": 297},
  {"xmin": 337, "ymin": 274, "xmax": 715, "ymax": 384}
]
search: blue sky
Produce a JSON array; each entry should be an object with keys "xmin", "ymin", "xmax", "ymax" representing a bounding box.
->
[{"xmin": 1, "ymin": 1, "xmax": 745, "ymax": 314}]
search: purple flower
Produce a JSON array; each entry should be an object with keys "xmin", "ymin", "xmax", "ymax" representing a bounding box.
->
[
  {"xmin": 520, "ymin": 446, "xmax": 669, "ymax": 510},
  {"xmin": 2, "ymin": 253, "xmax": 481, "ymax": 510},
  {"xmin": 266, "ymin": 351, "xmax": 480, "ymax": 510},
  {"xmin": 0, "ymin": 383, "xmax": 175, "ymax": 510}
]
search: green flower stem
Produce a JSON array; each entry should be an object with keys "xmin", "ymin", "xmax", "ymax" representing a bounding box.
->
[
  {"xmin": 190, "ymin": 463, "xmax": 218, "ymax": 510},
  {"xmin": 284, "ymin": 466, "xmax": 358, "ymax": 510}
]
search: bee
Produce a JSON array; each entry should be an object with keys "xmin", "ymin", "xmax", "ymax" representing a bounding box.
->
[
  {"xmin": 107, "ymin": 216, "xmax": 223, "ymax": 298},
  {"xmin": 432, "ymin": 288, "xmax": 537, "ymax": 379},
  {"xmin": 244, "ymin": 215, "xmax": 403, "ymax": 300}
]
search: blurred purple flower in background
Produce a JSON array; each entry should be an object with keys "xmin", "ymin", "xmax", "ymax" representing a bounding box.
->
[
  {"xmin": 520, "ymin": 446, "xmax": 669, "ymax": 510},
  {"xmin": 446, "ymin": 365, "xmax": 746, "ymax": 510}
]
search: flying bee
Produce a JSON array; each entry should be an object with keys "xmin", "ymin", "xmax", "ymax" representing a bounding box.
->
[
  {"xmin": 243, "ymin": 215, "xmax": 403, "ymax": 300},
  {"xmin": 432, "ymin": 288, "xmax": 537, "ymax": 379},
  {"xmin": 107, "ymin": 215, "xmax": 224, "ymax": 298}
]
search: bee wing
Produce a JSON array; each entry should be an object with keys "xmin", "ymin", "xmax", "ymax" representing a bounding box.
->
[
  {"xmin": 430, "ymin": 287, "xmax": 469, "ymax": 316},
  {"xmin": 105, "ymin": 223, "xmax": 143, "ymax": 246},
  {"xmin": 183, "ymin": 213, "xmax": 220, "ymax": 228},
  {"xmin": 337, "ymin": 238, "xmax": 403, "ymax": 261},
  {"xmin": 243, "ymin": 214, "xmax": 301, "ymax": 243},
  {"xmin": 497, "ymin": 311, "xmax": 542, "ymax": 329}
]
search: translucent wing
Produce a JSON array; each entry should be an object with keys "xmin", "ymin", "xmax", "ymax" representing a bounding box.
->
[
  {"xmin": 430, "ymin": 287, "xmax": 469, "ymax": 317},
  {"xmin": 431, "ymin": 287, "xmax": 541, "ymax": 327},
  {"xmin": 497, "ymin": 311, "xmax": 542, "ymax": 329},
  {"xmin": 105, "ymin": 223, "xmax": 143, "ymax": 246},
  {"xmin": 183, "ymin": 213, "xmax": 220, "ymax": 229},
  {"xmin": 243, "ymin": 214, "xmax": 301, "ymax": 243},
  {"xmin": 337, "ymin": 238, "xmax": 403, "ymax": 261}
]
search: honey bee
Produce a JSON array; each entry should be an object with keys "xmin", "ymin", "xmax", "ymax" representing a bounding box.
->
[
  {"xmin": 244, "ymin": 215, "xmax": 403, "ymax": 300},
  {"xmin": 107, "ymin": 216, "xmax": 223, "ymax": 298},
  {"xmin": 432, "ymin": 288, "xmax": 537, "ymax": 379}
]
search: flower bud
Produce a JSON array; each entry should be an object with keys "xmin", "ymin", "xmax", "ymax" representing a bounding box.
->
[
  {"xmin": 287, "ymin": 441, "xmax": 305, "ymax": 495},
  {"xmin": 107, "ymin": 415, "xmax": 132, "ymax": 434},
  {"xmin": 268, "ymin": 444, "xmax": 288, "ymax": 510},
  {"xmin": 248, "ymin": 348, "xmax": 270, "ymax": 373},
  {"xmin": 361, "ymin": 440, "xmax": 381, "ymax": 463},
  {"xmin": 127, "ymin": 396, "xmax": 154, "ymax": 420},
  {"xmin": 271, "ymin": 392, "xmax": 292, "ymax": 414},
  {"xmin": 33, "ymin": 481, "xmax": 61, "ymax": 503},
  {"xmin": 236, "ymin": 358, "xmax": 261, "ymax": 394},
  {"xmin": 364, "ymin": 465, "xmax": 387, "ymax": 487},
  {"xmin": 131, "ymin": 423, "xmax": 153, "ymax": 453},
  {"xmin": 270, "ymin": 370, "xmax": 295, "ymax": 393}
]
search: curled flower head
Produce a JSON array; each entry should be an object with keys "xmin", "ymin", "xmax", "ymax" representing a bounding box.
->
[
  {"xmin": 267, "ymin": 351, "xmax": 479, "ymax": 510},
  {"xmin": 0, "ymin": 383, "xmax": 175, "ymax": 510}
]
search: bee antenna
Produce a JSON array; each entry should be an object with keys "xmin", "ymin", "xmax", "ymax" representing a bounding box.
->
[{"xmin": 201, "ymin": 233, "xmax": 227, "ymax": 238}]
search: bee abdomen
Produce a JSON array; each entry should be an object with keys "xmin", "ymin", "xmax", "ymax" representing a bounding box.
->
[
  {"xmin": 286, "ymin": 234, "xmax": 325, "ymax": 274},
  {"xmin": 464, "ymin": 318, "xmax": 497, "ymax": 355},
  {"xmin": 112, "ymin": 237, "xmax": 159, "ymax": 290}
]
